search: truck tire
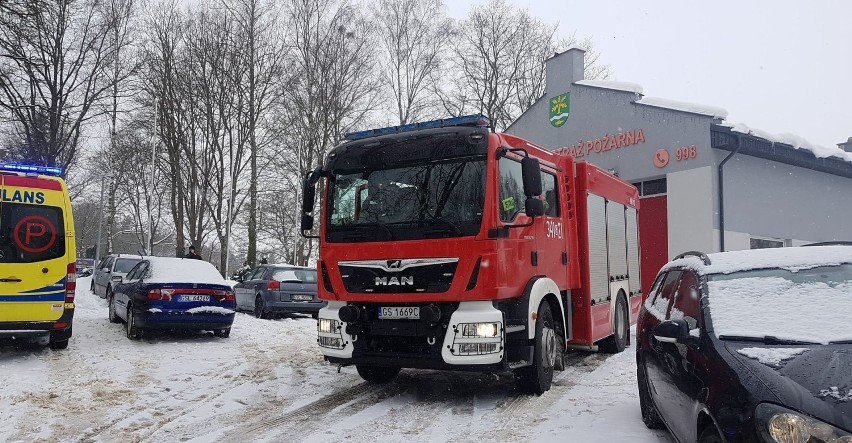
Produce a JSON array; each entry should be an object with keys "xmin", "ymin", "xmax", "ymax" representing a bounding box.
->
[
  {"xmin": 356, "ymin": 365, "xmax": 400, "ymax": 383},
  {"xmin": 599, "ymin": 295, "xmax": 628, "ymax": 354},
  {"xmin": 514, "ymin": 302, "xmax": 556, "ymax": 395}
]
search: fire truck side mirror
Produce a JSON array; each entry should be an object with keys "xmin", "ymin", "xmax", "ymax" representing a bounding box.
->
[
  {"xmin": 301, "ymin": 214, "xmax": 314, "ymax": 232},
  {"xmin": 521, "ymin": 157, "xmax": 542, "ymax": 197},
  {"xmin": 302, "ymin": 182, "xmax": 316, "ymax": 215},
  {"xmin": 525, "ymin": 198, "xmax": 545, "ymax": 217}
]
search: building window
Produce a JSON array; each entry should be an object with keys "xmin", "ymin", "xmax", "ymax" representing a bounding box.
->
[
  {"xmin": 631, "ymin": 178, "xmax": 667, "ymax": 197},
  {"xmin": 750, "ymin": 237, "xmax": 785, "ymax": 249}
]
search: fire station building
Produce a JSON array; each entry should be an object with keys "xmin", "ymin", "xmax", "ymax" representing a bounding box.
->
[{"xmin": 507, "ymin": 48, "xmax": 852, "ymax": 293}]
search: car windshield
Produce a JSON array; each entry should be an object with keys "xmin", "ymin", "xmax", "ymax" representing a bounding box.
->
[
  {"xmin": 707, "ymin": 264, "xmax": 852, "ymax": 344},
  {"xmin": 271, "ymin": 268, "xmax": 317, "ymax": 283},
  {"xmin": 114, "ymin": 258, "xmax": 141, "ymax": 273},
  {"xmin": 327, "ymin": 156, "xmax": 486, "ymax": 242}
]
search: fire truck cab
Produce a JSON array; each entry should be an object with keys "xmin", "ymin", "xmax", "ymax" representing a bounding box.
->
[{"xmin": 302, "ymin": 115, "xmax": 641, "ymax": 394}]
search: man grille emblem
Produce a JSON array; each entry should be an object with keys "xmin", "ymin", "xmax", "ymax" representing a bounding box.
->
[{"xmin": 387, "ymin": 260, "xmax": 402, "ymax": 269}]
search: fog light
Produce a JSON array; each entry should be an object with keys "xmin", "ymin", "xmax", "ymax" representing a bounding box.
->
[
  {"xmin": 460, "ymin": 322, "xmax": 499, "ymax": 338},
  {"xmin": 455, "ymin": 342, "xmax": 499, "ymax": 355},
  {"xmin": 318, "ymin": 336, "xmax": 343, "ymax": 349},
  {"xmin": 338, "ymin": 305, "xmax": 360, "ymax": 323},
  {"xmin": 318, "ymin": 318, "xmax": 339, "ymax": 334}
]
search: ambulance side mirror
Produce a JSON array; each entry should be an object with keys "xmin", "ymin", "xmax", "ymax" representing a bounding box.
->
[{"xmin": 521, "ymin": 157, "xmax": 542, "ymax": 197}]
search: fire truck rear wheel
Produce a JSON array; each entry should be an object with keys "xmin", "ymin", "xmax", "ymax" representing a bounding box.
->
[
  {"xmin": 356, "ymin": 365, "xmax": 401, "ymax": 384},
  {"xmin": 514, "ymin": 301, "xmax": 555, "ymax": 395},
  {"xmin": 600, "ymin": 294, "xmax": 629, "ymax": 354}
]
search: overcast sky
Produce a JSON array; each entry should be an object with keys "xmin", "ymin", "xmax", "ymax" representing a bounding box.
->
[{"xmin": 445, "ymin": 0, "xmax": 852, "ymax": 149}]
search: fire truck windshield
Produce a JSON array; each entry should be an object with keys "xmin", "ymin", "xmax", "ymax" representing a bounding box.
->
[{"xmin": 327, "ymin": 156, "xmax": 486, "ymax": 242}]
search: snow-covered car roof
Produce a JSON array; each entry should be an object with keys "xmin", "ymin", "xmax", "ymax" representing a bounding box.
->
[
  {"xmin": 662, "ymin": 245, "xmax": 852, "ymax": 276},
  {"xmin": 143, "ymin": 257, "xmax": 226, "ymax": 284}
]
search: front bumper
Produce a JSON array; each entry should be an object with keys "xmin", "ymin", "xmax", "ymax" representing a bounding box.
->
[{"xmin": 317, "ymin": 301, "xmax": 506, "ymax": 369}]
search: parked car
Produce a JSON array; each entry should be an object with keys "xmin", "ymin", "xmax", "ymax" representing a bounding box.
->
[
  {"xmin": 636, "ymin": 245, "xmax": 852, "ymax": 442},
  {"xmin": 109, "ymin": 256, "xmax": 236, "ymax": 340},
  {"xmin": 233, "ymin": 264, "xmax": 324, "ymax": 318},
  {"xmin": 91, "ymin": 254, "xmax": 146, "ymax": 298}
]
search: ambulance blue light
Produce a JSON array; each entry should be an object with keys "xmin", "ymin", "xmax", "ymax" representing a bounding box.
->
[
  {"xmin": 0, "ymin": 163, "xmax": 64, "ymax": 176},
  {"xmin": 343, "ymin": 115, "xmax": 490, "ymax": 141}
]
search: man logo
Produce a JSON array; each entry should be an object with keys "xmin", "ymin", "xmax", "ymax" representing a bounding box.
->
[
  {"xmin": 375, "ymin": 276, "xmax": 414, "ymax": 286},
  {"xmin": 387, "ymin": 260, "xmax": 402, "ymax": 269}
]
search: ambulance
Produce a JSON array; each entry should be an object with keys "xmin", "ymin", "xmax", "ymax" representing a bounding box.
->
[{"xmin": 0, "ymin": 163, "xmax": 76, "ymax": 349}]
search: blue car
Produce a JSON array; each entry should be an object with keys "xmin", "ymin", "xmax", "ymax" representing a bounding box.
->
[{"xmin": 109, "ymin": 257, "xmax": 236, "ymax": 340}]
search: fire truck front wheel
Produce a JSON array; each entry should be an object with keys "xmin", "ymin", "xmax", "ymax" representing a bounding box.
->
[
  {"xmin": 356, "ymin": 365, "xmax": 401, "ymax": 384},
  {"xmin": 513, "ymin": 302, "xmax": 556, "ymax": 395}
]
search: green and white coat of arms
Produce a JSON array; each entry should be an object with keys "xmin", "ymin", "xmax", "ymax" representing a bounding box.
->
[{"xmin": 549, "ymin": 92, "xmax": 570, "ymax": 127}]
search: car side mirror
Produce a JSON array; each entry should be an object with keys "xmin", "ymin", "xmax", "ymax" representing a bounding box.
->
[
  {"xmin": 111, "ymin": 275, "xmax": 123, "ymax": 282},
  {"xmin": 102, "ymin": 267, "xmax": 109, "ymax": 272},
  {"xmin": 654, "ymin": 319, "xmax": 691, "ymax": 344}
]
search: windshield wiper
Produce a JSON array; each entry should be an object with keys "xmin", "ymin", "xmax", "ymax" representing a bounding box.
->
[
  {"xmin": 829, "ymin": 340, "xmax": 852, "ymax": 344},
  {"xmin": 348, "ymin": 222, "xmax": 394, "ymax": 240},
  {"xmin": 421, "ymin": 218, "xmax": 462, "ymax": 236},
  {"xmin": 718, "ymin": 335, "xmax": 819, "ymax": 345}
]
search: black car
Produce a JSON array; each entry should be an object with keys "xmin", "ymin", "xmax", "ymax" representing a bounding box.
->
[
  {"xmin": 233, "ymin": 264, "xmax": 324, "ymax": 318},
  {"xmin": 637, "ymin": 245, "xmax": 852, "ymax": 442}
]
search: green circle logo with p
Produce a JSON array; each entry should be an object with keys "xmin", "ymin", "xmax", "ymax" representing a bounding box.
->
[{"xmin": 549, "ymin": 92, "xmax": 570, "ymax": 127}]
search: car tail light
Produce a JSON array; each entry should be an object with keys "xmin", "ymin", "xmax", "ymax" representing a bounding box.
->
[
  {"xmin": 65, "ymin": 263, "xmax": 76, "ymax": 303},
  {"xmin": 147, "ymin": 289, "xmax": 174, "ymax": 301},
  {"xmin": 213, "ymin": 290, "xmax": 235, "ymax": 301},
  {"xmin": 267, "ymin": 280, "xmax": 280, "ymax": 290}
]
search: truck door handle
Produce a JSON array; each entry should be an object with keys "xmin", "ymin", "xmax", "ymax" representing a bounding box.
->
[{"xmin": 1, "ymin": 277, "xmax": 23, "ymax": 282}]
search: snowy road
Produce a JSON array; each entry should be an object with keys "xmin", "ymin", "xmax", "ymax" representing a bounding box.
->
[{"xmin": 0, "ymin": 277, "xmax": 671, "ymax": 442}]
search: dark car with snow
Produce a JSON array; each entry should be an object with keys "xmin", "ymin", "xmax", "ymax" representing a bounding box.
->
[
  {"xmin": 636, "ymin": 245, "xmax": 852, "ymax": 443},
  {"xmin": 233, "ymin": 264, "xmax": 323, "ymax": 318},
  {"xmin": 109, "ymin": 257, "xmax": 236, "ymax": 340}
]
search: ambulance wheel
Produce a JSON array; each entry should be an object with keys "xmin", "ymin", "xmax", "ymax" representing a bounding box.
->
[
  {"xmin": 600, "ymin": 294, "xmax": 629, "ymax": 354},
  {"xmin": 126, "ymin": 304, "xmax": 143, "ymax": 340},
  {"xmin": 514, "ymin": 302, "xmax": 556, "ymax": 395},
  {"xmin": 108, "ymin": 292, "xmax": 121, "ymax": 323},
  {"xmin": 48, "ymin": 331, "xmax": 69, "ymax": 350},
  {"xmin": 356, "ymin": 365, "xmax": 400, "ymax": 383}
]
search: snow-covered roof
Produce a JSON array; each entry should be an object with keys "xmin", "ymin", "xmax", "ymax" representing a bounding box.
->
[
  {"xmin": 574, "ymin": 80, "xmax": 643, "ymax": 95},
  {"xmin": 663, "ymin": 245, "xmax": 852, "ymax": 276},
  {"xmin": 722, "ymin": 122, "xmax": 852, "ymax": 163},
  {"xmin": 144, "ymin": 256, "xmax": 226, "ymax": 284},
  {"xmin": 635, "ymin": 96, "xmax": 728, "ymax": 119}
]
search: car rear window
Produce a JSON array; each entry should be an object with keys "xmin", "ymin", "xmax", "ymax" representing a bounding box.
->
[
  {"xmin": 0, "ymin": 203, "xmax": 65, "ymax": 263},
  {"xmin": 271, "ymin": 268, "xmax": 317, "ymax": 283},
  {"xmin": 114, "ymin": 258, "xmax": 141, "ymax": 273}
]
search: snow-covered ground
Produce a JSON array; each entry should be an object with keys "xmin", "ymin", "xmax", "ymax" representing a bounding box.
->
[{"xmin": 0, "ymin": 277, "xmax": 671, "ymax": 442}]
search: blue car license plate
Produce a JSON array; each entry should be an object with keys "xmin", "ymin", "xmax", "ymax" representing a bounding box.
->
[{"xmin": 180, "ymin": 295, "xmax": 210, "ymax": 302}]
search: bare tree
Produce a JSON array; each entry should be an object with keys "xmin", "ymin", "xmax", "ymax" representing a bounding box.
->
[
  {"xmin": 443, "ymin": 0, "xmax": 609, "ymax": 131},
  {"xmin": 271, "ymin": 0, "xmax": 380, "ymax": 265},
  {"xmin": 373, "ymin": 0, "xmax": 450, "ymax": 125},
  {"xmin": 0, "ymin": 0, "xmax": 128, "ymax": 170}
]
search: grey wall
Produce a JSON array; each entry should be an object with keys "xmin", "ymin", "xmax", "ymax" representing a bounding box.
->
[
  {"xmin": 508, "ymin": 77, "xmax": 717, "ymax": 183},
  {"xmin": 713, "ymin": 150, "xmax": 852, "ymax": 242}
]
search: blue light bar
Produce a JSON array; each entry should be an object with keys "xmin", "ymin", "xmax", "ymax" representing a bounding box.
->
[
  {"xmin": 343, "ymin": 115, "xmax": 490, "ymax": 141},
  {"xmin": 0, "ymin": 163, "xmax": 64, "ymax": 176}
]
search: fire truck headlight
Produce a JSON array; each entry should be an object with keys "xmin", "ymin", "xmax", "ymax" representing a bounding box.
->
[
  {"xmin": 460, "ymin": 322, "xmax": 500, "ymax": 338},
  {"xmin": 318, "ymin": 318, "xmax": 340, "ymax": 334}
]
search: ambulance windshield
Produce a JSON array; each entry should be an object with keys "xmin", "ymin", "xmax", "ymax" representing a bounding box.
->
[
  {"xmin": 0, "ymin": 203, "xmax": 66, "ymax": 263},
  {"xmin": 327, "ymin": 156, "xmax": 486, "ymax": 242}
]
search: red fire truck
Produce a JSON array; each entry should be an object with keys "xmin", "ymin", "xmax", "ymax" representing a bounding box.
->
[{"xmin": 301, "ymin": 115, "xmax": 641, "ymax": 394}]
